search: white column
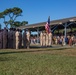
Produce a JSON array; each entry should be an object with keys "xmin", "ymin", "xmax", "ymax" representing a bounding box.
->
[
  {"xmin": 64, "ymin": 23, "xmax": 67, "ymax": 45},
  {"xmin": 64, "ymin": 23, "xmax": 67, "ymax": 38},
  {"xmin": 37, "ymin": 28, "xmax": 39, "ymax": 44}
]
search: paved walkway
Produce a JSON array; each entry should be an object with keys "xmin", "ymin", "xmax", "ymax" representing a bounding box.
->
[{"xmin": 30, "ymin": 44, "xmax": 76, "ymax": 49}]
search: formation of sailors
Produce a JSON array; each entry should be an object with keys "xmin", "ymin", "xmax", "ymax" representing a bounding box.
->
[
  {"xmin": 1, "ymin": 27, "xmax": 75, "ymax": 49},
  {"xmin": 40, "ymin": 31, "xmax": 52, "ymax": 47},
  {"xmin": 0, "ymin": 27, "xmax": 30, "ymax": 49}
]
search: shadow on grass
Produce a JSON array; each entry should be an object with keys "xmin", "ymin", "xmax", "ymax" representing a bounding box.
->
[
  {"xmin": 0, "ymin": 46, "xmax": 68, "ymax": 55},
  {"xmin": 0, "ymin": 56, "xmax": 17, "ymax": 61}
]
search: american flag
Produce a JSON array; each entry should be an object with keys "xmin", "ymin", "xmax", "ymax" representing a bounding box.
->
[{"xmin": 45, "ymin": 16, "xmax": 51, "ymax": 33}]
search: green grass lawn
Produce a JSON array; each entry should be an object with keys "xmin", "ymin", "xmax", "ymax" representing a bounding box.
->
[{"xmin": 0, "ymin": 47, "xmax": 76, "ymax": 75}]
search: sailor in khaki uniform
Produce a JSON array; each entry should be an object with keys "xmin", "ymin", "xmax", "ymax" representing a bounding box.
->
[
  {"xmin": 15, "ymin": 29, "xmax": 19, "ymax": 49},
  {"xmin": 45, "ymin": 33, "xmax": 49, "ymax": 47},
  {"xmin": 48, "ymin": 32, "xmax": 52, "ymax": 46},
  {"xmin": 26, "ymin": 30, "xmax": 30, "ymax": 49},
  {"xmin": 42, "ymin": 31, "xmax": 46, "ymax": 47}
]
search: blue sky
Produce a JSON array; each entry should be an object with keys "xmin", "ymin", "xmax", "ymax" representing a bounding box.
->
[{"xmin": 0, "ymin": 0, "xmax": 76, "ymax": 28}]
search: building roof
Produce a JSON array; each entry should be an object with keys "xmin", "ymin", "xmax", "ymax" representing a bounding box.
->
[{"xmin": 17, "ymin": 16, "xmax": 76, "ymax": 31}]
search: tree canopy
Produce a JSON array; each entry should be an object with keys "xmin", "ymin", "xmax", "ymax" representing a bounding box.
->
[{"xmin": 0, "ymin": 7, "xmax": 28, "ymax": 28}]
